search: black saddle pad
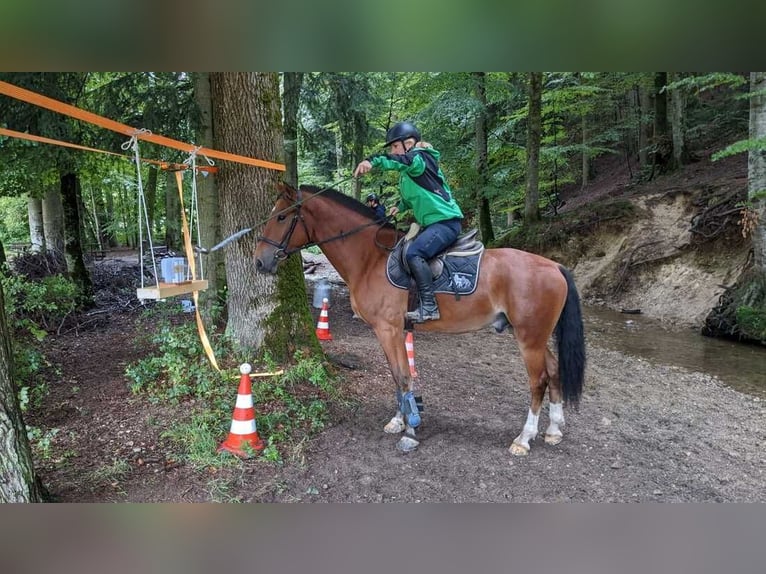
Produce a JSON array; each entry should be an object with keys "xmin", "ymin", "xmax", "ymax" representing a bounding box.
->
[{"xmin": 386, "ymin": 246, "xmax": 484, "ymax": 296}]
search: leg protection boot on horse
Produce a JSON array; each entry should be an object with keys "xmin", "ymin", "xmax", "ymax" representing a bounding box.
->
[{"xmin": 406, "ymin": 255, "xmax": 440, "ymax": 323}]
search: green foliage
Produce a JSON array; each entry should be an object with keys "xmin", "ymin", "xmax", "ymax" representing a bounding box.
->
[
  {"xmin": 493, "ymin": 199, "xmax": 636, "ymax": 252},
  {"xmin": 127, "ymin": 310, "xmax": 337, "ymax": 467},
  {"xmin": 736, "ymin": 306, "xmax": 766, "ymax": 342},
  {"xmin": 712, "ymin": 136, "xmax": 766, "ymax": 162},
  {"xmin": 124, "ymin": 315, "xmax": 227, "ymax": 402},
  {"xmin": 2, "ymin": 272, "xmax": 74, "ymax": 406},
  {"xmin": 2, "ymin": 272, "xmax": 79, "ymax": 337},
  {"xmin": 0, "ymin": 196, "xmax": 31, "ymax": 243},
  {"xmin": 26, "ymin": 426, "xmax": 60, "ymax": 461}
]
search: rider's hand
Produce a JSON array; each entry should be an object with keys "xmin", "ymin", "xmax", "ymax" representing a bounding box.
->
[
  {"xmin": 388, "ymin": 206, "xmax": 399, "ymax": 217},
  {"xmin": 353, "ymin": 160, "xmax": 372, "ymax": 178}
]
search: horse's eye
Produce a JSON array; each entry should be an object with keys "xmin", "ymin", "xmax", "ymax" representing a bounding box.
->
[{"xmin": 277, "ymin": 214, "xmax": 286, "ymax": 221}]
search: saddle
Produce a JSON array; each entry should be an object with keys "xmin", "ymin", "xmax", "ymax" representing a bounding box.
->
[{"xmin": 386, "ymin": 224, "xmax": 485, "ymax": 297}]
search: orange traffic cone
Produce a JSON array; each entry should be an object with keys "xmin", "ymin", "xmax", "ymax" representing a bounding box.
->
[
  {"xmin": 405, "ymin": 331, "xmax": 418, "ymax": 378},
  {"xmin": 315, "ymin": 298, "xmax": 332, "ymax": 341},
  {"xmin": 218, "ymin": 363, "xmax": 264, "ymax": 457}
]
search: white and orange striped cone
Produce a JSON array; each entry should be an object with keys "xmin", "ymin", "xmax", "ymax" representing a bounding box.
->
[
  {"xmin": 218, "ymin": 363, "xmax": 264, "ymax": 457},
  {"xmin": 315, "ymin": 298, "xmax": 333, "ymax": 341},
  {"xmin": 405, "ymin": 331, "xmax": 418, "ymax": 378}
]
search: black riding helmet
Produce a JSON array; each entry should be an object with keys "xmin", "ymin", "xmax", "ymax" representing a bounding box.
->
[
  {"xmin": 366, "ymin": 193, "xmax": 379, "ymax": 202},
  {"xmin": 385, "ymin": 121, "xmax": 421, "ymax": 146}
]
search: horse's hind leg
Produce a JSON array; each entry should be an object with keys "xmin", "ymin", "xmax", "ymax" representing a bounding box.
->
[
  {"xmin": 543, "ymin": 348, "xmax": 565, "ymax": 446},
  {"xmin": 510, "ymin": 345, "xmax": 548, "ymax": 456}
]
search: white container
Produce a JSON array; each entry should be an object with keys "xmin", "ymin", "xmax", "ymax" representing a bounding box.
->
[
  {"xmin": 161, "ymin": 257, "xmax": 187, "ymax": 283},
  {"xmin": 312, "ymin": 277, "xmax": 331, "ymax": 308}
]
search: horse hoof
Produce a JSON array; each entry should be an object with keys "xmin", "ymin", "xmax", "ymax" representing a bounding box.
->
[
  {"xmin": 397, "ymin": 436, "xmax": 419, "ymax": 453},
  {"xmin": 509, "ymin": 442, "xmax": 530, "ymax": 456},
  {"xmin": 384, "ymin": 418, "xmax": 405, "ymax": 434},
  {"xmin": 544, "ymin": 433, "xmax": 563, "ymax": 445}
]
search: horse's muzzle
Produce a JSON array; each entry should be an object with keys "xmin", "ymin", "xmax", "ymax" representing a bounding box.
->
[{"xmin": 255, "ymin": 256, "xmax": 277, "ymax": 274}]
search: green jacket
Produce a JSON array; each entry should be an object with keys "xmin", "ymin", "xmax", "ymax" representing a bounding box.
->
[{"xmin": 369, "ymin": 147, "xmax": 463, "ymax": 227}]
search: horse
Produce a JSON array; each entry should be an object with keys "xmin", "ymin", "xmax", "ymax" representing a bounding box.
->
[{"xmin": 255, "ymin": 182, "xmax": 585, "ymax": 455}]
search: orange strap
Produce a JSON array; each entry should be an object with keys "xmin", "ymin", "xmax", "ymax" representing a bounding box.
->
[
  {"xmin": 174, "ymin": 171, "xmax": 220, "ymax": 372},
  {"xmin": 0, "ymin": 80, "xmax": 284, "ymax": 172},
  {"xmin": 0, "ymin": 126, "xmax": 217, "ymax": 173}
]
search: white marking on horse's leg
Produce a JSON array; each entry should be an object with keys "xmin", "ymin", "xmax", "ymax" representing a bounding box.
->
[
  {"xmin": 510, "ymin": 408, "xmax": 540, "ymax": 456},
  {"xmin": 384, "ymin": 411, "xmax": 405, "ymax": 434},
  {"xmin": 544, "ymin": 402, "xmax": 565, "ymax": 445}
]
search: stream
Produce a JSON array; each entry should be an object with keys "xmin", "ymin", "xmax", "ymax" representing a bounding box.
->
[{"xmin": 584, "ymin": 306, "xmax": 765, "ymax": 399}]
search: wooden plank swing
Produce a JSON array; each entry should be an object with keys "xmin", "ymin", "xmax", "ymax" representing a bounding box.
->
[{"xmin": 132, "ymin": 139, "xmax": 209, "ymax": 301}]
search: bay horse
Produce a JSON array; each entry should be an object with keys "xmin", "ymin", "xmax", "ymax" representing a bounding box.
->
[{"xmin": 255, "ymin": 182, "xmax": 585, "ymax": 455}]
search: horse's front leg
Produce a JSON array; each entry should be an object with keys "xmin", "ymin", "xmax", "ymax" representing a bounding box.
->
[{"xmin": 372, "ymin": 323, "xmax": 420, "ymax": 453}]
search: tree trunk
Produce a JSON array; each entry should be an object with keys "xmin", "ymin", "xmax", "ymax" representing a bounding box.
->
[
  {"xmin": 42, "ymin": 187, "xmax": 65, "ymax": 257},
  {"xmin": 669, "ymin": 72, "xmax": 688, "ymax": 170},
  {"xmin": 0, "ymin": 281, "xmax": 45, "ymax": 502},
  {"xmin": 638, "ymin": 83, "xmax": 651, "ymax": 170},
  {"xmin": 352, "ymin": 110, "xmax": 366, "ymax": 200},
  {"xmin": 525, "ymin": 72, "xmax": 543, "ymax": 222},
  {"xmin": 581, "ymin": 112, "xmax": 589, "ymax": 189},
  {"xmin": 103, "ymin": 184, "xmax": 116, "ymax": 247},
  {"xmin": 211, "ymin": 73, "xmax": 286, "ymax": 352},
  {"xmin": 145, "ymin": 166, "xmax": 158, "ymax": 236},
  {"xmin": 273, "ymin": 72, "xmax": 323, "ymax": 360},
  {"xmin": 749, "ymin": 72, "xmax": 766, "ymax": 272},
  {"xmin": 192, "ymin": 72, "xmax": 223, "ymax": 319},
  {"xmin": 651, "ymin": 72, "xmax": 672, "ymax": 177},
  {"xmin": 27, "ymin": 196, "xmax": 45, "ymax": 253},
  {"xmin": 164, "ymin": 169, "xmax": 181, "ymax": 251},
  {"xmin": 472, "ymin": 72, "xmax": 494, "ymax": 243},
  {"xmin": 60, "ymin": 172, "xmax": 93, "ymax": 306}
]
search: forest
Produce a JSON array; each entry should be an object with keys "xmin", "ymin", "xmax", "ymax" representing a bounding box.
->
[{"xmin": 0, "ymin": 72, "xmax": 764, "ymax": 502}]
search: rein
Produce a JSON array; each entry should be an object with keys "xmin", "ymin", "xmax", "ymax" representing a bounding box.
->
[
  {"xmin": 257, "ymin": 185, "xmax": 394, "ymax": 260},
  {"xmin": 195, "ymin": 175, "xmax": 357, "ymax": 255}
]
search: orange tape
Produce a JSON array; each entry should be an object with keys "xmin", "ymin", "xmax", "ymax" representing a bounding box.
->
[
  {"xmin": 0, "ymin": 127, "xmax": 218, "ymax": 173},
  {"xmin": 174, "ymin": 171, "xmax": 220, "ymax": 372},
  {"xmin": 0, "ymin": 80, "xmax": 284, "ymax": 172}
]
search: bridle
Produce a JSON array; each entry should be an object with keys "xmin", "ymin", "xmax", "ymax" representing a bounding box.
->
[
  {"xmin": 256, "ymin": 187, "xmax": 312, "ymax": 261},
  {"xmin": 257, "ymin": 186, "xmax": 394, "ymax": 261}
]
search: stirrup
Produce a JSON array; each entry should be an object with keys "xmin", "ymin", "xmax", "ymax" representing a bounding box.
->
[{"xmin": 405, "ymin": 307, "xmax": 440, "ymax": 323}]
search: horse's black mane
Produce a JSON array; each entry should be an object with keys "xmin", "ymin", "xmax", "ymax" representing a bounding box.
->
[{"xmin": 299, "ymin": 184, "xmax": 395, "ymax": 228}]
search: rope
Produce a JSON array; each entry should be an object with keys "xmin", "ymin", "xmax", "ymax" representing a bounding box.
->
[
  {"xmin": 183, "ymin": 147, "xmax": 211, "ymax": 280},
  {"xmin": 124, "ymin": 131, "xmax": 159, "ymax": 290}
]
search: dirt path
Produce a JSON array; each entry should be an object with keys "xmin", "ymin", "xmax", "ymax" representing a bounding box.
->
[{"xmin": 33, "ymin": 274, "xmax": 765, "ymax": 502}]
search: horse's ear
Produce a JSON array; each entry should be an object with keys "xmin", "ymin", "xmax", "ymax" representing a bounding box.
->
[{"xmin": 277, "ymin": 180, "xmax": 296, "ymax": 199}]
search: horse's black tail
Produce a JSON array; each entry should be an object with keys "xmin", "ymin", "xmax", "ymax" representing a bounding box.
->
[{"xmin": 555, "ymin": 266, "xmax": 586, "ymax": 406}]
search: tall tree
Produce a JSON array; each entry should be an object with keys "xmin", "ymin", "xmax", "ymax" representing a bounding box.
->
[
  {"xmin": 0, "ymin": 282, "xmax": 45, "ymax": 502},
  {"xmin": 750, "ymin": 71, "xmax": 766, "ymax": 272},
  {"xmin": 27, "ymin": 196, "xmax": 45, "ymax": 252},
  {"xmin": 277, "ymin": 72, "xmax": 323, "ymax": 359},
  {"xmin": 192, "ymin": 73, "xmax": 223, "ymax": 318},
  {"xmin": 472, "ymin": 72, "xmax": 495, "ymax": 243},
  {"xmin": 524, "ymin": 72, "xmax": 543, "ymax": 222},
  {"xmin": 60, "ymin": 170, "xmax": 93, "ymax": 304},
  {"xmin": 42, "ymin": 187, "xmax": 65, "ymax": 256},
  {"xmin": 211, "ymin": 73, "xmax": 292, "ymax": 353},
  {"xmin": 669, "ymin": 72, "xmax": 690, "ymax": 169}
]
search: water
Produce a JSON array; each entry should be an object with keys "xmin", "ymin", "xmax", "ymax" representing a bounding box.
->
[{"xmin": 584, "ymin": 306, "xmax": 766, "ymax": 398}]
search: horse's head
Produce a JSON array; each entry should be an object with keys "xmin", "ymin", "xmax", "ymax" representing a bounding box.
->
[{"xmin": 254, "ymin": 182, "xmax": 311, "ymax": 274}]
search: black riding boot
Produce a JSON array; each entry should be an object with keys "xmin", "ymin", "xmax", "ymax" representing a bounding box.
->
[{"xmin": 406, "ymin": 256, "xmax": 440, "ymax": 323}]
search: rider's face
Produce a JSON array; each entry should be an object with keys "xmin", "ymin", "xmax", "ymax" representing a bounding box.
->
[{"xmin": 388, "ymin": 141, "xmax": 405, "ymax": 154}]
